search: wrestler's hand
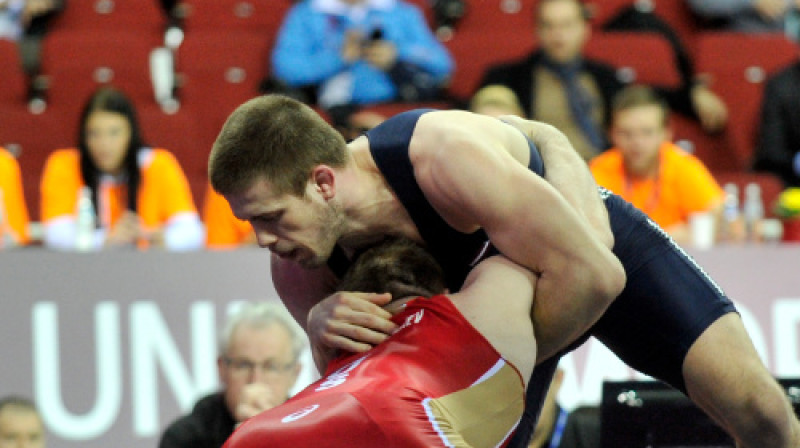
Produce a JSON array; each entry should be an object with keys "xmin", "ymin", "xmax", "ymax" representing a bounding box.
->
[
  {"xmin": 233, "ymin": 383, "xmax": 282, "ymax": 423},
  {"xmin": 308, "ymin": 292, "xmax": 397, "ymax": 372}
]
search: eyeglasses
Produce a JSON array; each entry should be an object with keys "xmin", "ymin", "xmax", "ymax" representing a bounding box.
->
[{"xmin": 223, "ymin": 357, "xmax": 297, "ymax": 377}]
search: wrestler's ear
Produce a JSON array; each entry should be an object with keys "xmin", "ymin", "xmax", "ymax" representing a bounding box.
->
[{"xmin": 311, "ymin": 165, "xmax": 336, "ymax": 200}]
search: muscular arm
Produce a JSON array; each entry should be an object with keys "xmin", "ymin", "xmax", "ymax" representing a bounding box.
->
[
  {"xmin": 451, "ymin": 255, "xmax": 538, "ymax": 387},
  {"xmin": 413, "ymin": 111, "xmax": 625, "ymax": 361},
  {"xmin": 498, "ymin": 115, "xmax": 614, "ymax": 250}
]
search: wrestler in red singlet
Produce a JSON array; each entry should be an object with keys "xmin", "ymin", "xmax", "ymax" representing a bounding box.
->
[{"xmin": 224, "ymin": 295, "xmax": 525, "ymax": 448}]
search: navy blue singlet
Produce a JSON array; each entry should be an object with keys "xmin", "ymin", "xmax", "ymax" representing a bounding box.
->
[{"xmin": 328, "ymin": 109, "xmax": 736, "ymax": 448}]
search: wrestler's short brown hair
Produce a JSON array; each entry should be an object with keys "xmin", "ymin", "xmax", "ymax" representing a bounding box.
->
[
  {"xmin": 209, "ymin": 94, "xmax": 348, "ymax": 197},
  {"xmin": 338, "ymin": 238, "xmax": 447, "ymax": 300}
]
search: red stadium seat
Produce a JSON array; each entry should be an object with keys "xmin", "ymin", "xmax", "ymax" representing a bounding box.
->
[
  {"xmin": 180, "ymin": 0, "xmax": 293, "ymax": 33},
  {"xmin": 588, "ymin": 1, "xmax": 701, "ymax": 54},
  {"xmin": 454, "ymin": 0, "xmax": 538, "ymax": 36},
  {"xmin": 0, "ymin": 40, "xmax": 27, "ymax": 105},
  {"xmin": 653, "ymin": 0, "xmax": 702, "ymax": 52},
  {"xmin": 585, "ymin": 32, "xmax": 682, "ymax": 88},
  {"xmin": 443, "ymin": 28, "xmax": 537, "ymax": 101},
  {"xmin": 670, "ymin": 113, "xmax": 733, "ymax": 173},
  {"xmin": 696, "ymin": 32, "xmax": 798, "ymax": 171},
  {"xmin": 585, "ymin": 0, "xmax": 635, "ymax": 26},
  {"xmin": 136, "ymin": 105, "xmax": 206, "ymax": 207},
  {"xmin": 40, "ymin": 29, "xmax": 162, "ymax": 116},
  {"xmin": 49, "ymin": 0, "xmax": 166, "ymax": 33},
  {"xmin": 176, "ymin": 30, "xmax": 271, "ymax": 153},
  {"xmin": 0, "ymin": 104, "xmax": 75, "ymax": 221}
]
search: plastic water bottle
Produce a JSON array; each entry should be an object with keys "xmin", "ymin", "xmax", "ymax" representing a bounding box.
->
[
  {"xmin": 720, "ymin": 183, "xmax": 743, "ymax": 243},
  {"xmin": 743, "ymin": 182, "xmax": 764, "ymax": 242},
  {"xmin": 75, "ymin": 186, "xmax": 96, "ymax": 252}
]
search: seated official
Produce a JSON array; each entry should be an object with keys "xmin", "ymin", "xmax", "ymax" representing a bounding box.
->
[
  {"xmin": 159, "ymin": 302, "xmax": 306, "ymax": 448},
  {"xmin": 590, "ymin": 85, "xmax": 723, "ymax": 245}
]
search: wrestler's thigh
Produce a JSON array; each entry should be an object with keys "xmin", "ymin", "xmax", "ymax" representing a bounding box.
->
[
  {"xmin": 596, "ymin": 194, "xmax": 734, "ymax": 391},
  {"xmin": 590, "ymin": 245, "xmax": 732, "ymax": 391}
]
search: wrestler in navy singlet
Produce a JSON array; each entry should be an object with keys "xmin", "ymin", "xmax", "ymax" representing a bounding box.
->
[{"xmin": 327, "ymin": 109, "xmax": 736, "ymax": 448}]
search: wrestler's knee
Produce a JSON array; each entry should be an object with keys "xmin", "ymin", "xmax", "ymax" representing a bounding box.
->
[
  {"xmin": 734, "ymin": 378, "xmax": 798, "ymax": 447},
  {"xmin": 683, "ymin": 313, "xmax": 799, "ymax": 447}
]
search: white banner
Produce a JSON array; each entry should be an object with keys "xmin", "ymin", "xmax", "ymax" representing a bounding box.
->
[{"xmin": 0, "ymin": 245, "xmax": 798, "ymax": 447}]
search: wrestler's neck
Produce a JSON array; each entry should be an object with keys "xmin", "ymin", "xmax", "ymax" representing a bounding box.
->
[{"xmin": 338, "ymin": 139, "xmax": 423, "ymax": 254}]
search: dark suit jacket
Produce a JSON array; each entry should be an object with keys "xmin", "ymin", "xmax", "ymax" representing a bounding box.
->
[{"xmin": 754, "ymin": 61, "xmax": 800, "ymax": 187}]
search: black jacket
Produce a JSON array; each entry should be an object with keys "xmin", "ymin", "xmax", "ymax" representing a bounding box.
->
[
  {"xmin": 754, "ymin": 61, "xmax": 800, "ymax": 187},
  {"xmin": 159, "ymin": 392, "xmax": 236, "ymax": 448}
]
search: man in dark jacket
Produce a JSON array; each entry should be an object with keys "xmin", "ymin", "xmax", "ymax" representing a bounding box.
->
[
  {"xmin": 479, "ymin": 0, "xmax": 727, "ymax": 160},
  {"xmin": 159, "ymin": 303, "xmax": 307, "ymax": 448}
]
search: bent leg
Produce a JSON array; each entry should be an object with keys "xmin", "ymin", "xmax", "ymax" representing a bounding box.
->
[{"xmin": 683, "ymin": 313, "xmax": 800, "ymax": 448}]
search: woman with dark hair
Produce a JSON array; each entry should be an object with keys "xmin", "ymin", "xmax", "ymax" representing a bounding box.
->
[{"xmin": 40, "ymin": 87, "xmax": 204, "ymax": 251}]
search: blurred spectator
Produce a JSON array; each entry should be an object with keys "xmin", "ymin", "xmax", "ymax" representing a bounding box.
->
[
  {"xmin": 480, "ymin": 0, "xmax": 727, "ymax": 161},
  {"xmin": 470, "ymin": 84, "xmax": 525, "ymax": 117},
  {"xmin": 0, "ymin": 0, "xmax": 63, "ymax": 103},
  {"xmin": 0, "ymin": 0, "xmax": 26, "ymax": 40},
  {"xmin": 0, "ymin": 396, "xmax": 45, "ymax": 448},
  {"xmin": 159, "ymin": 302, "xmax": 306, "ymax": 448},
  {"xmin": 270, "ymin": 0, "xmax": 453, "ymax": 110},
  {"xmin": 753, "ymin": 57, "xmax": 800, "ymax": 187},
  {"xmin": 203, "ymin": 183, "xmax": 255, "ymax": 250},
  {"xmin": 590, "ymin": 85, "xmax": 724, "ymax": 245},
  {"xmin": 39, "ymin": 87, "xmax": 204, "ymax": 251},
  {"xmin": 0, "ymin": 147, "xmax": 30, "ymax": 247},
  {"xmin": 0, "ymin": 0, "xmax": 59, "ymax": 41},
  {"xmin": 687, "ymin": 0, "xmax": 800, "ymax": 38}
]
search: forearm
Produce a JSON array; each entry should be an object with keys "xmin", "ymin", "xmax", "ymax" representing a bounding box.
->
[
  {"xmin": 532, "ymin": 266, "xmax": 617, "ymax": 363},
  {"xmin": 486, "ymin": 180, "xmax": 625, "ymax": 360},
  {"xmin": 501, "ymin": 116, "xmax": 614, "ymax": 249}
]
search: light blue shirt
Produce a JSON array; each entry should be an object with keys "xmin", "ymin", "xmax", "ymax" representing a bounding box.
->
[{"xmin": 271, "ymin": 0, "xmax": 454, "ymax": 105}]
